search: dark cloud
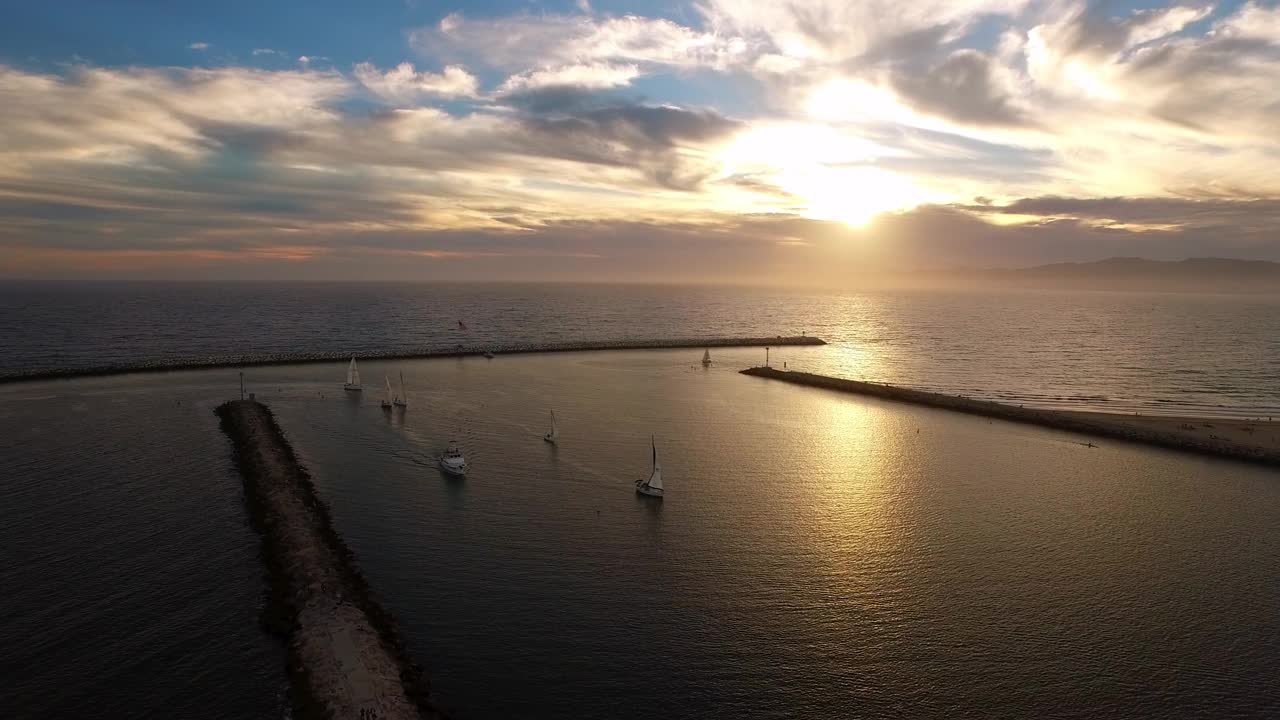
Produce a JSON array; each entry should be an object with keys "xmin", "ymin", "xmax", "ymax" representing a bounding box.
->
[
  {"xmin": 514, "ymin": 102, "xmax": 741, "ymax": 190},
  {"xmin": 889, "ymin": 49, "xmax": 1028, "ymax": 127},
  {"xmin": 959, "ymin": 195, "xmax": 1280, "ymax": 231}
]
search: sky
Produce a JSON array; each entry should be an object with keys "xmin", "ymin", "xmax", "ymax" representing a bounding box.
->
[{"xmin": 2, "ymin": 0, "xmax": 1280, "ymax": 283}]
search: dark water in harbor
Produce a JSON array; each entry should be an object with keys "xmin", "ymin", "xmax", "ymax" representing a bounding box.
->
[
  {"xmin": 3, "ymin": 281, "xmax": 1280, "ymax": 417},
  {"xmin": 3, "ymin": 349, "xmax": 1279, "ymax": 718}
]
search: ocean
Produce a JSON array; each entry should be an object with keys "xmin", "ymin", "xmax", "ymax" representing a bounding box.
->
[
  {"xmin": 2, "ymin": 284, "xmax": 1279, "ymax": 718},
  {"xmin": 3, "ymin": 281, "xmax": 1279, "ymax": 417}
]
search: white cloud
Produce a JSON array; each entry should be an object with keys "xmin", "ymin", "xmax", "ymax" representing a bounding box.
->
[
  {"xmin": 188, "ymin": 42, "xmax": 209, "ymax": 50},
  {"xmin": 499, "ymin": 63, "xmax": 640, "ymax": 92},
  {"xmin": 699, "ymin": 0, "xmax": 1030, "ymax": 63},
  {"xmin": 353, "ymin": 62, "xmax": 478, "ymax": 102},
  {"xmin": 0, "ymin": 65, "xmax": 349, "ymax": 163},
  {"xmin": 415, "ymin": 12, "xmax": 750, "ymax": 70},
  {"xmin": 1215, "ymin": 1, "xmax": 1280, "ymax": 41},
  {"xmin": 252, "ymin": 48, "xmax": 281, "ymax": 56}
]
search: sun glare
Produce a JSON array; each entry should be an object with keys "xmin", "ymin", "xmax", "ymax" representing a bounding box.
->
[{"xmin": 721, "ymin": 124, "xmax": 927, "ymax": 225}]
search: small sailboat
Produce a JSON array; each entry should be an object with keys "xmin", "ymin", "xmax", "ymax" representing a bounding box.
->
[
  {"xmin": 543, "ymin": 410, "xmax": 559, "ymax": 444},
  {"xmin": 393, "ymin": 371, "xmax": 408, "ymax": 408},
  {"xmin": 635, "ymin": 436, "xmax": 664, "ymax": 498},
  {"xmin": 483, "ymin": 350, "xmax": 496, "ymax": 359},
  {"xmin": 701, "ymin": 349, "xmax": 712, "ymax": 367},
  {"xmin": 343, "ymin": 356, "xmax": 362, "ymax": 392},
  {"xmin": 439, "ymin": 441, "xmax": 468, "ymax": 476},
  {"xmin": 381, "ymin": 375, "xmax": 393, "ymax": 409}
]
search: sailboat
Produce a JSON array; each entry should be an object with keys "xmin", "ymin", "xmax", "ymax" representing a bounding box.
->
[
  {"xmin": 381, "ymin": 375, "xmax": 393, "ymax": 409},
  {"xmin": 635, "ymin": 436, "xmax": 664, "ymax": 498},
  {"xmin": 439, "ymin": 441, "xmax": 468, "ymax": 476},
  {"xmin": 393, "ymin": 371, "xmax": 408, "ymax": 408},
  {"xmin": 543, "ymin": 410, "xmax": 559, "ymax": 444},
  {"xmin": 343, "ymin": 356, "xmax": 362, "ymax": 392},
  {"xmin": 701, "ymin": 349, "xmax": 712, "ymax": 367}
]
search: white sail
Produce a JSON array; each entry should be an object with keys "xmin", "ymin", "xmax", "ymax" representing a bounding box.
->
[
  {"xmin": 384, "ymin": 376, "xmax": 393, "ymax": 404},
  {"xmin": 647, "ymin": 436, "xmax": 662, "ymax": 489},
  {"xmin": 345, "ymin": 357, "xmax": 361, "ymax": 386},
  {"xmin": 395, "ymin": 371, "xmax": 408, "ymax": 406},
  {"xmin": 702, "ymin": 349, "xmax": 711, "ymax": 363},
  {"xmin": 550, "ymin": 411, "xmax": 559, "ymax": 439}
]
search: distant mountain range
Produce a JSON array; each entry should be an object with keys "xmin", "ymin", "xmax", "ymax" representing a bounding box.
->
[{"xmin": 959, "ymin": 257, "xmax": 1280, "ymax": 292}]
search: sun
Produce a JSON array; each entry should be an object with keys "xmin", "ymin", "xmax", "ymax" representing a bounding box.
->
[
  {"xmin": 781, "ymin": 164, "xmax": 925, "ymax": 226},
  {"xmin": 719, "ymin": 123, "xmax": 927, "ymax": 226}
]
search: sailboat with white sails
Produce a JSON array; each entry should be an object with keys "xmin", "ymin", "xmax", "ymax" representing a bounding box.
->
[
  {"xmin": 381, "ymin": 375, "xmax": 394, "ymax": 409},
  {"xmin": 701, "ymin": 349, "xmax": 712, "ymax": 367},
  {"xmin": 343, "ymin": 356, "xmax": 362, "ymax": 392},
  {"xmin": 393, "ymin": 371, "xmax": 408, "ymax": 408},
  {"xmin": 635, "ymin": 436, "xmax": 664, "ymax": 498},
  {"xmin": 543, "ymin": 410, "xmax": 559, "ymax": 444}
]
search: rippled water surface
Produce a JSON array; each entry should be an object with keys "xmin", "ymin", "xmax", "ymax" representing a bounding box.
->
[
  {"xmin": 3, "ymin": 350, "xmax": 1278, "ymax": 718},
  {"xmin": 3, "ymin": 282, "xmax": 1279, "ymax": 417}
]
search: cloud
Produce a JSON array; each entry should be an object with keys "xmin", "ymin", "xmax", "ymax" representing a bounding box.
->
[
  {"xmin": 188, "ymin": 42, "xmax": 209, "ymax": 50},
  {"xmin": 957, "ymin": 195, "xmax": 1280, "ymax": 232},
  {"xmin": 414, "ymin": 11, "xmax": 749, "ymax": 70},
  {"xmin": 252, "ymin": 48, "xmax": 282, "ymax": 56},
  {"xmin": 889, "ymin": 49, "xmax": 1028, "ymax": 126},
  {"xmin": 498, "ymin": 63, "xmax": 640, "ymax": 92},
  {"xmin": 353, "ymin": 62, "xmax": 478, "ymax": 102}
]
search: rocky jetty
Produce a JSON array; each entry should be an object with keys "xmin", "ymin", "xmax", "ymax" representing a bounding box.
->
[
  {"xmin": 742, "ymin": 367, "xmax": 1280, "ymax": 467},
  {"xmin": 2, "ymin": 335, "xmax": 825, "ymax": 384},
  {"xmin": 217, "ymin": 399, "xmax": 445, "ymax": 720}
]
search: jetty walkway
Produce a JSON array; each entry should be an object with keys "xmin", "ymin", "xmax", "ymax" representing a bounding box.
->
[
  {"xmin": 217, "ymin": 399, "xmax": 445, "ymax": 720},
  {"xmin": 3, "ymin": 335, "xmax": 825, "ymax": 383},
  {"xmin": 742, "ymin": 367, "xmax": 1280, "ymax": 468}
]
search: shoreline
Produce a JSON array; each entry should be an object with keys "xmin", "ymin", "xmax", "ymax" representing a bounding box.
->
[
  {"xmin": 741, "ymin": 367, "xmax": 1280, "ymax": 467},
  {"xmin": 217, "ymin": 399, "xmax": 445, "ymax": 719},
  {"xmin": 0, "ymin": 335, "xmax": 824, "ymax": 385}
]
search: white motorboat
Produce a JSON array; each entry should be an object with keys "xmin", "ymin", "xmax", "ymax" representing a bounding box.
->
[
  {"xmin": 439, "ymin": 441, "xmax": 468, "ymax": 476},
  {"xmin": 381, "ymin": 375, "xmax": 393, "ymax": 409},
  {"xmin": 635, "ymin": 436, "xmax": 664, "ymax": 498},
  {"xmin": 393, "ymin": 371, "xmax": 408, "ymax": 408},
  {"xmin": 543, "ymin": 410, "xmax": 559, "ymax": 444},
  {"xmin": 343, "ymin": 356, "xmax": 362, "ymax": 392}
]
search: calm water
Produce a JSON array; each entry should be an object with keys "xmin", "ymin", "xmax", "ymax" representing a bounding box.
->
[
  {"xmin": 3, "ymin": 282, "xmax": 1280, "ymax": 417},
  {"xmin": 3, "ymin": 349, "xmax": 1278, "ymax": 718}
]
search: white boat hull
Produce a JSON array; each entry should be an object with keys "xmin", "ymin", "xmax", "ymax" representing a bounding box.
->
[
  {"xmin": 439, "ymin": 460, "xmax": 467, "ymax": 476},
  {"xmin": 344, "ymin": 384, "xmax": 362, "ymax": 392},
  {"xmin": 543, "ymin": 434, "xmax": 556, "ymax": 444},
  {"xmin": 636, "ymin": 484, "xmax": 663, "ymax": 498}
]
